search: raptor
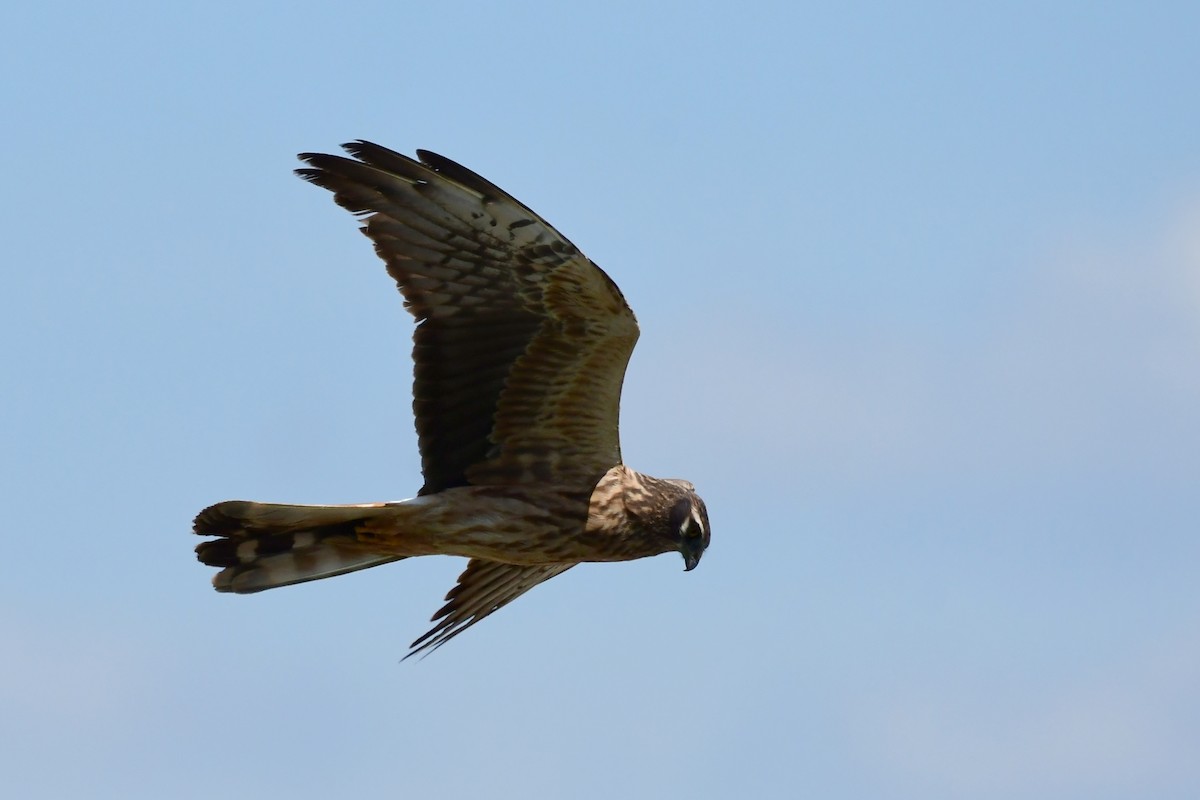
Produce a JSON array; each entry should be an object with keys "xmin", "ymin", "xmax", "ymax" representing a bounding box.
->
[{"xmin": 194, "ymin": 142, "xmax": 710, "ymax": 657}]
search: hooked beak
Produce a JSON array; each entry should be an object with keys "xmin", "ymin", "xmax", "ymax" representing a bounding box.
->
[{"xmin": 681, "ymin": 543, "xmax": 703, "ymax": 572}]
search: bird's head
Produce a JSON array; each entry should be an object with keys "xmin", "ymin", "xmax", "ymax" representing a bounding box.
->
[{"xmin": 666, "ymin": 488, "xmax": 710, "ymax": 571}]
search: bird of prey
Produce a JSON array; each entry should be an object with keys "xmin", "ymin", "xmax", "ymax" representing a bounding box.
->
[{"xmin": 194, "ymin": 141, "xmax": 710, "ymax": 657}]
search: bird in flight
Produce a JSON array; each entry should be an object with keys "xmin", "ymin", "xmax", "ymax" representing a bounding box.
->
[{"xmin": 194, "ymin": 142, "xmax": 710, "ymax": 657}]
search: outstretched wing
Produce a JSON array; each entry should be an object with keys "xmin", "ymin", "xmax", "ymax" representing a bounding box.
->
[
  {"xmin": 404, "ymin": 560, "xmax": 574, "ymax": 659},
  {"xmin": 297, "ymin": 142, "xmax": 640, "ymax": 494}
]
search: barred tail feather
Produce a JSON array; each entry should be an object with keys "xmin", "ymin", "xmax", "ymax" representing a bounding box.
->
[{"xmin": 194, "ymin": 500, "xmax": 404, "ymax": 593}]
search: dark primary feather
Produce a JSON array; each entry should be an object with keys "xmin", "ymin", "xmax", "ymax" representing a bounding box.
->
[
  {"xmin": 405, "ymin": 560, "xmax": 574, "ymax": 659},
  {"xmin": 296, "ymin": 143, "xmax": 639, "ymax": 497}
]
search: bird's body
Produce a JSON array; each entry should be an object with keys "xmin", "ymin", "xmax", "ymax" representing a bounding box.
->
[{"xmin": 194, "ymin": 142, "xmax": 709, "ymax": 656}]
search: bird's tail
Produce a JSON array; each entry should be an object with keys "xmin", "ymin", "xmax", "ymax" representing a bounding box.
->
[{"xmin": 194, "ymin": 500, "xmax": 405, "ymax": 593}]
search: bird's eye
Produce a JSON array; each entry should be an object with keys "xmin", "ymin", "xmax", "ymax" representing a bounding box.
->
[{"xmin": 683, "ymin": 521, "xmax": 702, "ymax": 539}]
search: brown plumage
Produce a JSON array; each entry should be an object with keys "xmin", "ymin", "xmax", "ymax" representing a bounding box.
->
[{"xmin": 194, "ymin": 142, "xmax": 710, "ymax": 657}]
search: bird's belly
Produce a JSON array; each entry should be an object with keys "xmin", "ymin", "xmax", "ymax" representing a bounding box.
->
[{"xmin": 355, "ymin": 485, "xmax": 641, "ymax": 565}]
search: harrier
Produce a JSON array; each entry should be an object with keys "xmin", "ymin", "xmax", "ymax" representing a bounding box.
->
[{"xmin": 194, "ymin": 142, "xmax": 710, "ymax": 657}]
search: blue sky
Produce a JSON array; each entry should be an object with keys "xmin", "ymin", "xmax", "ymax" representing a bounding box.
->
[{"xmin": 3, "ymin": 2, "xmax": 1198, "ymax": 798}]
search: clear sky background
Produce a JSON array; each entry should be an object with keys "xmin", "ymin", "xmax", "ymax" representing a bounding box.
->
[{"xmin": 3, "ymin": 2, "xmax": 1198, "ymax": 798}]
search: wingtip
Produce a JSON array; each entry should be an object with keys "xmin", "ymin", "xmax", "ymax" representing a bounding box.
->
[
  {"xmin": 339, "ymin": 139, "xmax": 372, "ymax": 158},
  {"xmin": 414, "ymin": 148, "xmax": 442, "ymax": 165}
]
